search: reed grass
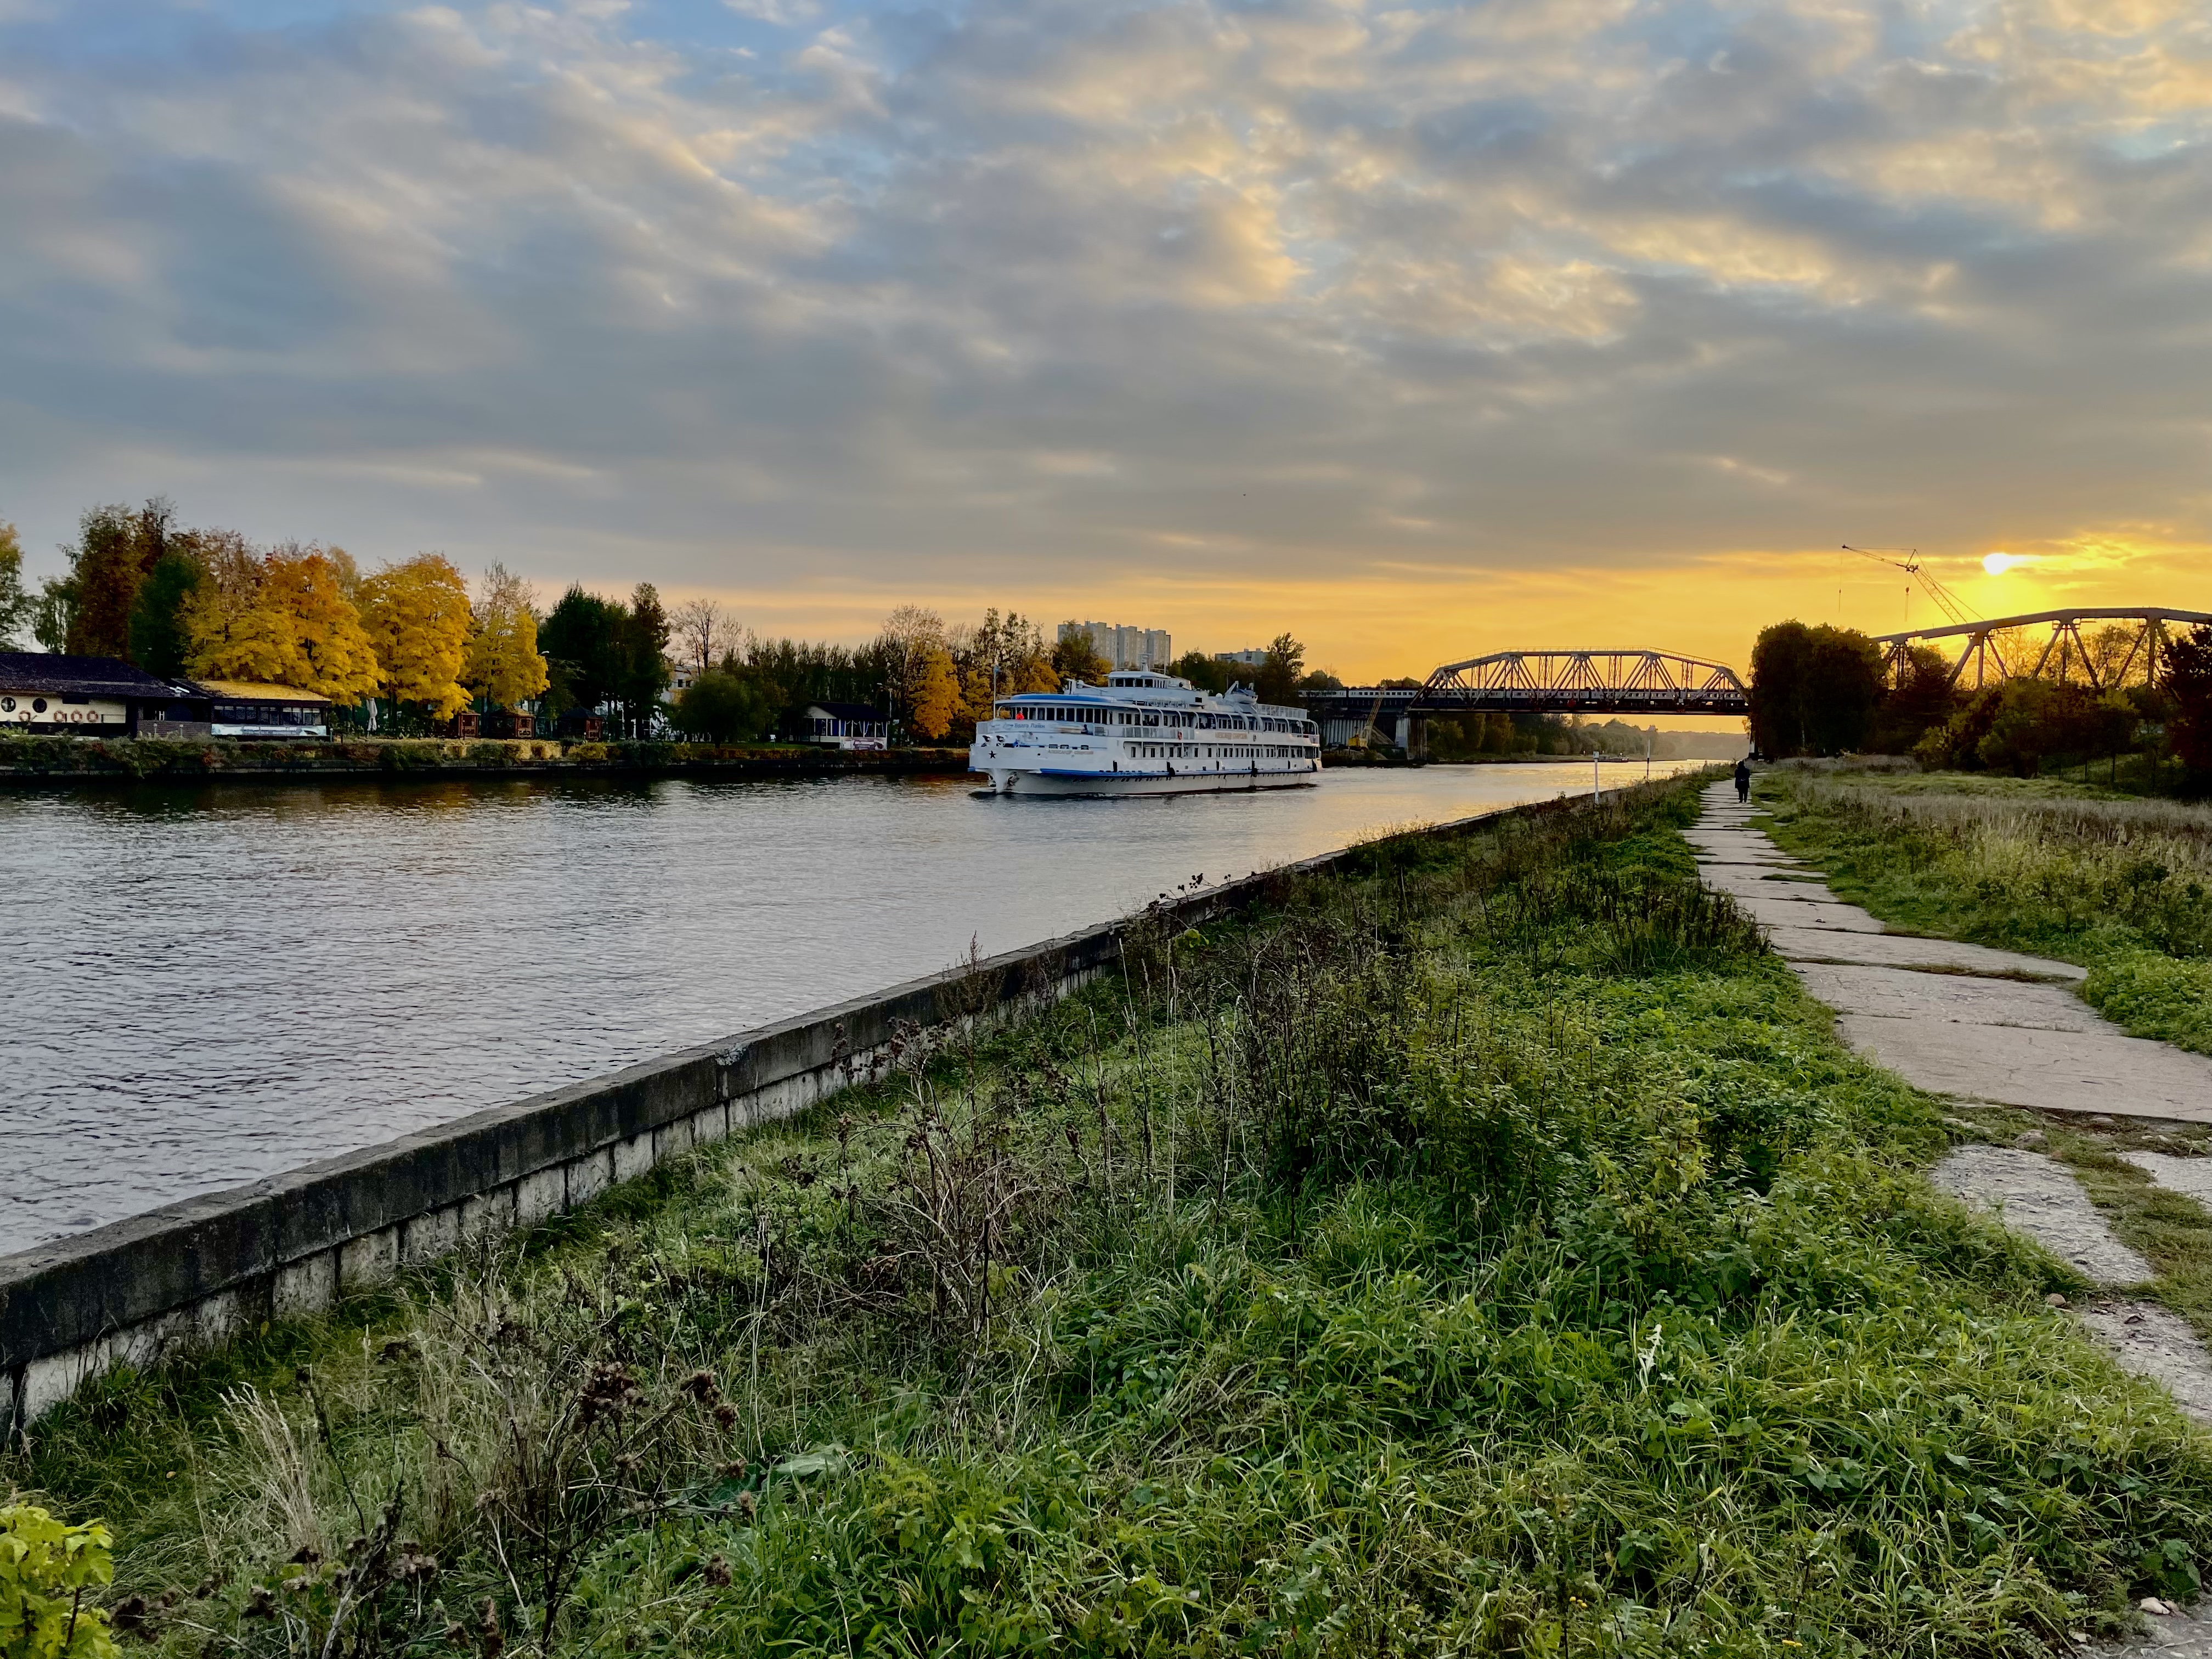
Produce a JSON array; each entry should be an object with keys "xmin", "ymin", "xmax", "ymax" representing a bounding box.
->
[{"xmin": 11, "ymin": 778, "xmax": 2212, "ymax": 1657}]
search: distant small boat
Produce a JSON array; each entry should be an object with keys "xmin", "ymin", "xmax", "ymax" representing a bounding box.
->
[{"xmin": 971, "ymin": 670, "xmax": 1322, "ymax": 797}]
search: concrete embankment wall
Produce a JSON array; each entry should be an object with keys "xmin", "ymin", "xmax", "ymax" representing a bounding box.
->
[{"xmin": 0, "ymin": 792, "xmax": 1585, "ymax": 1434}]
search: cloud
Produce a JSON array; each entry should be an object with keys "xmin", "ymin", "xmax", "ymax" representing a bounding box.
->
[{"xmin": 2, "ymin": 0, "xmax": 2211, "ymax": 671}]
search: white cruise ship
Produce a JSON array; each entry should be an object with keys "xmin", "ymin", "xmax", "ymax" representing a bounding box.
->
[{"xmin": 970, "ymin": 670, "xmax": 1322, "ymax": 796}]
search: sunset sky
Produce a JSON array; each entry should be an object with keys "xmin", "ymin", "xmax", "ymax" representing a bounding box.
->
[{"xmin": 4, "ymin": 0, "xmax": 2211, "ymax": 680}]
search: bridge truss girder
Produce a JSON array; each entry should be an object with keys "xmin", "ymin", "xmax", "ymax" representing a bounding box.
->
[
  {"xmin": 1873, "ymin": 607, "xmax": 2212, "ymax": 694},
  {"xmin": 1416, "ymin": 649, "xmax": 1750, "ymax": 715}
]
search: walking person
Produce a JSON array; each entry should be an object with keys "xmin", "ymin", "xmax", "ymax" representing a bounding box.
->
[{"xmin": 1733, "ymin": 757, "xmax": 1752, "ymax": 804}]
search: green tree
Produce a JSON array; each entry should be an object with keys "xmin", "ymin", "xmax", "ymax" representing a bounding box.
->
[
  {"xmin": 63, "ymin": 499, "xmax": 171, "ymax": 659},
  {"xmin": 1748, "ymin": 620, "xmax": 1884, "ymax": 757},
  {"xmin": 1976, "ymin": 680, "xmax": 2089, "ymax": 777},
  {"xmin": 0, "ymin": 522, "xmax": 30, "ymax": 648},
  {"xmin": 1868, "ymin": 644, "xmax": 1957, "ymax": 754},
  {"xmin": 127, "ymin": 550, "xmax": 207, "ymax": 677},
  {"xmin": 1049, "ymin": 629, "xmax": 1110, "ymax": 685},
  {"xmin": 742, "ymin": 635, "xmax": 885, "ymax": 712},
  {"xmin": 538, "ymin": 586, "xmax": 629, "ymax": 717},
  {"xmin": 1167, "ymin": 650, "xmax": 1231, "ymax": 693},
  {"xmin": 620, "ymin": 581, "xmax": 672, "ymax": 730},
  {"xmin": 672, "ymin": 667, "xmax": 776, "ymax": 743},
  {"xmin": 2165, "ymin": 623, "xmax": 2212, "ymax": 786},
  {"xmin": 31, "ymin": 577, "xmax": 76, "ymax": 651},
  {"xmin": 1255, "ymin": 632, "xmax": 1305, "ymax": 706}
]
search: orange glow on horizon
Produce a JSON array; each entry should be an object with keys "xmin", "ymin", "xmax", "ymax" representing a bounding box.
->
[{"xmin": 646, "ymin": 532, "xmax": 2212, "ymax": 699}]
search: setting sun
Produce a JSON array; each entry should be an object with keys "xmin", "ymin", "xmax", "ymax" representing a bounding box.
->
[{"xmin": 1982, "ymin": 551, "xmax": 2018, "ymax": 575}]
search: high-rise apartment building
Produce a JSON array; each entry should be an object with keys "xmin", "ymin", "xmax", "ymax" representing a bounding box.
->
[{"xmin": 1058, "ymin": 620, "xmax": 1173, "ymax": 671}]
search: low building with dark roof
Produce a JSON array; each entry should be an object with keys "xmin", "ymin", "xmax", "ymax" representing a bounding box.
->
[
  {"xmin": 791, "ymin": 701, "xmax": 889, "ymax": 749},
  {"xmin": 192, "ymin": 680, "xmax": 334, "ymax": 739},
  {"xmin": 0, "ymin": 653, "xmax": 208, "ymax": 737}
]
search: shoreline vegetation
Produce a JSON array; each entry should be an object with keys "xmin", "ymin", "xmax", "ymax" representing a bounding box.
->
[
  {"xmin": 0, "ymin": 733, "xmax": 974, "ymax": 783},
  {"xmin": 13, "ymin": 775, "xmax": 2212, "ymax": 1657},
  {"xmin": 0, "ymin": 735, "xmax": 1717, "ymax": 783},
  {"xmin": 1755, "ymin": 762, "xmax": 2212, "ymax": 1057}
]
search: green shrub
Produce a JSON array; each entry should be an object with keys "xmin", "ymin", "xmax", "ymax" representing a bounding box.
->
[{"xmin": 0, "ymin": 1506, "xmax": 119, "ymax": 1659}]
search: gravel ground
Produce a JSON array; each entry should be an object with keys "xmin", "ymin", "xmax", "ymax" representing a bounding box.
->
[{"xmin": 1929, "ymin": 1144, "xmax": 2157, "ymax": 1284}]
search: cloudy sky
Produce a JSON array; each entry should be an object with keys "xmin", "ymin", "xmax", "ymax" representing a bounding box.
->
[{"xmin": 4, "ymin": 0, "xmax": 2210, "ymax": 677}]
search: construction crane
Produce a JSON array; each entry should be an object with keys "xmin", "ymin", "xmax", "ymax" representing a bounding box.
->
[{"xmin": 1842, "ymin": 545, "xmax": 1976, "ymax": 630}]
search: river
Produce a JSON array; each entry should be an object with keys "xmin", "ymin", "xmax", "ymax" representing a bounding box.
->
[{"xmin": 0, "ymin": 759, "xmax": 1703, "ymax": 1254}]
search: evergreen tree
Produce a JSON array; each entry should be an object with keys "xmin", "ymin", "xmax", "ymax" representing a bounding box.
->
[
  {"xmin": 539, "ymin": 586, "xmax": 629, "ymax": 716},
  {"xmin": 127, "ymin": 550, "xmax": 207, "ymax": 676},
  {"xmin": 620, "ymin": 582, "xmax": 672, "ymax": 730}
]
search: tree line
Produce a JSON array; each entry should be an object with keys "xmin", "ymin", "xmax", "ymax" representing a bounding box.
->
[
  {"xmin": 1748, "ymin": 617, "xmax": 2212, "ymax": 789},
  {"xmin": 0, "ymin": 500, "xmax": 548, "ymax": 727},
  {"xmin": 668, "ymin": 613, "xmax": 1334, "ymax": 744},
  {"xmin": 0, "ymin": 503, "xmax": 1339, "ymax": 746}
]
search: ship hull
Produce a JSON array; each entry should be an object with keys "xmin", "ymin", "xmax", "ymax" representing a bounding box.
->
[{"xmin": 979, "ymin": 764, "xmax": 1319, "ymax": 797}]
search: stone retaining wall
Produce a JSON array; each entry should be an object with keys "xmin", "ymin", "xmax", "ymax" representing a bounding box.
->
[{"xmin": 0, "ymin": 792, "xmax": 1583, "ymax": 1434}]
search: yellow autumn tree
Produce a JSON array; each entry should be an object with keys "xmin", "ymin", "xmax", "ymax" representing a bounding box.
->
[
  {"xmin": 464, "ymin": 563, "xmax": 550, "ymax": 710},
  {"xmin": 182, "ymin": 537, "xmax": 378, "ymax": 702},
  {"xmin": 182, "ymin": 531, "xmax": 282, "ymax": 682},
  {"xmin": 360, "ymin": 553, "xmax": 472, "ymax": 719},
  {"xmin": 262, "ymin": 544, "xmax": 379, "ymax": 701},
  {"xmin": 909, "ymin": 645, "xmax": 960, "ymax": 740}
]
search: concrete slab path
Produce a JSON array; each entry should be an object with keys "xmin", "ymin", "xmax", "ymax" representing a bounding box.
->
[
  {"xmin": 1691, "ymin": 778, "xmax": 2198, "ymax": 1118},
  {"xmin": 1792, "ymin": 962, "xmax": 2112, "ymax": 1031},
  {"xmin": 1928, "ymin": 1144, "xmax": 2154, "ymax": 1284},
  {"xmin": 1764, "ymin": 926, "xmax": 2090, "ymax": 981},
  {"xmin": 1692, "ymin": 778, "xmax": 2212, "ymax": 1442}
]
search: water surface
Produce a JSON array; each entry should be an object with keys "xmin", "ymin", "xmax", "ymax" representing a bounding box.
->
[{"xmin": 0, "ymin": 760, "xmax": 1700, "ymax": 1252}]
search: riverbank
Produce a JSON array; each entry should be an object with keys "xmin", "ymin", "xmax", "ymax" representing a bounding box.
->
[
  {"xmin": 0, "ymin": 732, "xmax": 972, "ymax": 783},
  {"xmin": 14, "ymin": 774, "xmax": 2212, "ymax": 1656},
  {"xmin": 1754, "ymin": 763, "xmax": 2212, "ymax": 1056}
]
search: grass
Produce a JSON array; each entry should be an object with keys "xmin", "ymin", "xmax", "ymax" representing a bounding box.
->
[
  {"xmin": 1754, "ymin": 766, "xmax": 2212, "ymax": 1055},
  {"xmin": 11, "ymin": 777, "xmax": 2212, "ymax": 1657}
]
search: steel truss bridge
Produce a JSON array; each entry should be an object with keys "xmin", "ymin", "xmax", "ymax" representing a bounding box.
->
[
  {"xmin": 1874, "ymin": 607, "xmax": 2212, "ymax": 691},
  {"xmin": 1302, "ymin": 649, "xmax": 1749, "ymax": 752}
]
